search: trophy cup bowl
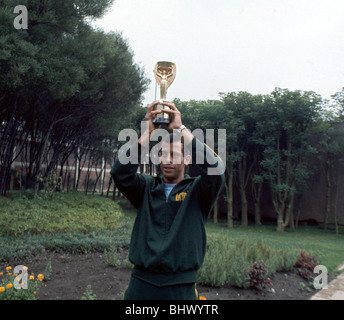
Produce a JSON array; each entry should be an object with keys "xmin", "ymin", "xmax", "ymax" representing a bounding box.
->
[{"xmin": 152, "ymin": 61, "xmax": 176, "ymax": 125}]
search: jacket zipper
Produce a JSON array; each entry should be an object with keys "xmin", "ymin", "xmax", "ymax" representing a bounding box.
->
[{"xmin": 159, "ymin": 178, "xmax": 193, "ymax": 272}]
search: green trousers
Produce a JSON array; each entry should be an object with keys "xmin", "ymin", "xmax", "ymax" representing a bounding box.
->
[{"xmin": 124, "ymin": 276, "xmax": 198, "ymax": 300}]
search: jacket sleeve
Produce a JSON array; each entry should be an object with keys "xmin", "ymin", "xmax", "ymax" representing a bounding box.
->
[
  {"xmin": 190, "ymin": 137, "xmax": 225, "ymax": 218},
  {"xmin": 110, "ymin": 142, "xmax": 146, "ymax": 209}
]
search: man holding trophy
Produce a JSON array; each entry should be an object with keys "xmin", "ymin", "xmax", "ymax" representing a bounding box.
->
[{"xmin": 111, "ymin": 62, "xmax": 225, "ymax": 300}]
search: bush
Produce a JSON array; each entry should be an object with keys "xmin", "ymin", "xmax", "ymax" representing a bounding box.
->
[
  {"xmin": 198, "ymin": 235, "xmax": 299, "ymax": 288},
  {"xmin": 228, "ymin": 254, "xmax": 250, "ymax": 288},
  {"xmin": 81, "ymin": 285, "xmax": 97, "ymax": 300},
  {"xmin": 103, "ymin": 245, "xmax": 121, "ymax": 268},
  {"xmin": 295, "ymin": 250, "xmax": 318, "ymax": 280},
  {"xmin": 198, "ymin": 233, "xmax": 232, "ymax": 287},
  {"xmin": 0, "ymin": 228, "xmax": 132, "ymax": 262},
  {"xmin": 0, "ymin": 192, "xmax": 124, "ymax": 236},
  {"xmin": 248, "ymin": 261, "xmax": 273, "ymax": 291}
]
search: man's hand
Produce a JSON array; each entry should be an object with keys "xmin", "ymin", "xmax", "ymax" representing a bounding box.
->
[
  {"xmin": 138, "ymin": 100, "xmax": 162, "ymax": 145},
  {"xmin": 158, "ymin": 101, "xmax": 183, "ymax": 131},
  {"xmin": 145, "ymin": 100, "xmax": 164, "ymax": 132},
  {"xmin": 161, "ymin": 100, "xmax": 194, "ymax": 144},
  {"xmin": 139, "ymin": 100, "xmax": 194, "ymax": 145}
]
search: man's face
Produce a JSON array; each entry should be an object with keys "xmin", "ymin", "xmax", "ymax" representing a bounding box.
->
[{"xmin": 159, "ymin": 141, "xmax": 190, "ymax": 183}]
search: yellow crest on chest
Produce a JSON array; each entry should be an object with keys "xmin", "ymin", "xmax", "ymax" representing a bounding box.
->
[{"xmin": 176, "ymin": 192, "xmax": 187, "ymax": 201}]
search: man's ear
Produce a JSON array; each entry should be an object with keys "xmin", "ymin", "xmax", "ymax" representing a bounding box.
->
[{"xmin": 184, "ymin": 154, "xmax": 191, "ymax": 166}]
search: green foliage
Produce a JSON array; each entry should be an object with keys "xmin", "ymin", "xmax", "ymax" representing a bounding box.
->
[
  {"xmin": 197, "ymin": 233, "xmax": 232, "ymax": 287},
  {"xmin": 0, "ymin": 192, "xmax": 123, "ymax": 236},
  {"xmin": 0, "ymin": 228, "xmax": 132, "ymax": 262},
  {"xmin": 81, "ymin": 285, "xmax": 97, "ymax": 300},
  {"xmin": 0, "ymin": 193, "xmax": 133, "ymax": 262},
  {"xmin": 0, "ymin": 0, "xmax": 149, "ymax": 196},
  {"xmin": 44, "ymin": 261, "xmax": 52, "ymax": 281},
  {"xmin": 103, "ymin": 245, "xmax": 122, "ymax": 268},
  {"xmin": 198, "ymin": 234, "xmax": 299, "ymax": 288}
]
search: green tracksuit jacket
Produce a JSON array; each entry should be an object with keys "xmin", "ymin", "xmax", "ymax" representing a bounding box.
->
[{"xmin": 111, "ymin": 137, "xmax": 225, "ymax": 287}]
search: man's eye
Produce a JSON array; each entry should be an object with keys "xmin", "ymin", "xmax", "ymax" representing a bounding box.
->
[{"xmin": 160, "ymin": 152, "xmax": 169, "ymax": 158}]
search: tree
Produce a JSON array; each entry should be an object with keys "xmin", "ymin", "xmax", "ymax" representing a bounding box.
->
[
  {"xmin": 317, "ymin": 91, "xmax": 344, "ymax": 232},
  {"xmin": 220, "ymin": 92, "xmax": 265, "ymax": 226},
  {"xmin": 258, "ymin": 88, "xmax": 322, "ymax": 232},
  {"xmin": 0, "ymin": 0, "xmax": 149, "ymax": 196}
]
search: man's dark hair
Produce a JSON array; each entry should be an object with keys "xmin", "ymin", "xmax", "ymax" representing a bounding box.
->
[{"xmin": 160, "ymin": 132, "xmax": 192, "ymax": 157}]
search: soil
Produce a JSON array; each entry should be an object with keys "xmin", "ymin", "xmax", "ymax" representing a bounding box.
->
[{"xmin": 1, "ymin": 250, "xmax": 320, "ymax": 300}]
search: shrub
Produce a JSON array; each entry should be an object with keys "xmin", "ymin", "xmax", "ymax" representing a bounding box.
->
[
  {"xmin": 295, "ymin": 250, "xmax": 318, "ymax": 280},
  {"xmin": 198, "ymin": 236, "xmax": 298, "ymax": 288},
  {"xmin": 81, "ymin": 285, "xmax": 97, "ymax": 300},
  {"xmin": 227, "ymin": 254, "xmax": 250, "ymax": 288},
  {"xmin": 198, "ymin": 233, "xmax": 232, "ymax": 287},
  {"xmin": 103, "ymin": 245, "xmax": 121, "ymax": 268},
  {"xmin": 248, "ymin": 261, "xmax": 273, "ymax": 291},
  {"xmin": 0, "ymin": 192, "xmax": 124, "ymax": 236}
]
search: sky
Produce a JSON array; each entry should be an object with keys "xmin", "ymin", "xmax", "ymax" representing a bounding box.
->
[{"xmin": 92, "ymin": 0, "xmax": 344, "ymax": 105}]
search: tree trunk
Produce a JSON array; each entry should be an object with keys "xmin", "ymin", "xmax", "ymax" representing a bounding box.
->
[
  {"xmin": 0, "ymin": 97, "xmax": 18, "ymax": 196},
  {"xmin": 213, "ymin": 199, "xmax": 218, "ymax": 223},
  {"xmin": 276, "ymin": 213, "xmax": 285, "ymax": 232},
  {"xmin": 273, "ymin": 196, "xmax": 286, "ymax": 232},
  {"xmin": 333, "ymin": 174, "xmax": 339, "ymax": 235},
  {"xmin": 240, "ymin": 188, "xmax": 248, "ymax": 226},
  {"xmin": 286, "ymin": 188, "xmax": 295, "ymax": 230},
  {"xmin": 106, "ymin": 176, "xmax": 112, "ymax": 198},
  {"xmin": 254, "ymin": 181, "xmax": 262, "ymax": 225},
  {"xmin": 34, "ymin": 123, "xmax": 54, "ymax": 196},
  {"xmin": 324, "ymin": 152, "xmax": 331, "ymax": 230},
  {"xmin": 226, "ymin": 165, "xmax": 234, "ymax": 229},
  {"xmin": 238, "ymin": 156, "xmax": 248, "ymax": 226}
]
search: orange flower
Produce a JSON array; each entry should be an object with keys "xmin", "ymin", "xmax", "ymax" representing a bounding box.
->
[
  {"xmin": 0, "ymin": 287, "xmax": 5, "ymax": 292},
  {"xmin": 6, "ymin": 283, "xmax": 13, "ymax": 289},
  {"xmin": 33, "ymin": 291, "xmax": 36, "ymax": 295},
  {"xmin": 6, "ymin": 266, "xmax": 12, "ymax": 271},
  {"xmin": 199, "ymin": 296, "xmax": 207, "ymax": 300},
  {"xmin": 37, "ymin": 274, "xmax": 44, "ymax": 281},
  {"xmin": 29, "ymin": 275, "xmax": 34, "ymax": 280}
]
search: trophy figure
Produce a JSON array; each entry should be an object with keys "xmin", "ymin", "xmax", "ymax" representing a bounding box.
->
[{"xmin": 152, "ymin": 61, "xmax": 176, "ymax": 124}]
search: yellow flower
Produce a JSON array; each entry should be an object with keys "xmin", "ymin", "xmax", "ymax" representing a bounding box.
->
[
  {"xmin": 7, "ymin": 273, "xmax": 12, "ymax": 276},
  {"xmin": 6, "ymin": 283, "xmax": 13, "ymax": 289},
  {"xmin": 0, "ymin": 272, "xmax": 3, "ymax": 276},
  {"xmin": 37, "ymin": 274, "xmax": 44, "ymax": 281},
  {"xmin": 0, "ymin": 287, "xmax": 5, "ymax": 292},
  {"xmin": 29, "ymin": 275, "xmax": 34, "ymax": 280},
  {"xmin": 6, "ymin": 266, "xmax": 12, "ymax": 271}
]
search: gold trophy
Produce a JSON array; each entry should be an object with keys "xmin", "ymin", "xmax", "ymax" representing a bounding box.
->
[{"xmin": 152, "ymin": 61, "xmax": 176, "ymax": 124}]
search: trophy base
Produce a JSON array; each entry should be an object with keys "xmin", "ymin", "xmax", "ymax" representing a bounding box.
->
[{"xmin": 152, "ymin": 103, "xmax": 170, "ymax": 124}]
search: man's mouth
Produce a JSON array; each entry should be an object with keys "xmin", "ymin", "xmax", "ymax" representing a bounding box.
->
[{"xmin": 163, "ymin": 166, "xmax": 174, "ymax": 172}]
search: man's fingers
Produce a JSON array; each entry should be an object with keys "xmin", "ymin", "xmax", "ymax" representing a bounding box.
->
[
  {"xmin": 159, "ymin": 108, "xmax": 178, "ymax": 114},
  {"xmin": 148, "ymin": 100, "xmax": 161, "ymax": 111},
  {"xmin": 161, "ymin": 101, "xmax": 178, "ymax": 110}
]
